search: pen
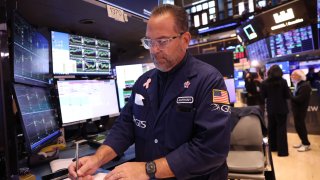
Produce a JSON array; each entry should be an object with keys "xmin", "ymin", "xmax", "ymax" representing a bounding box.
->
[{"xmin": 76, "ymin": 142, "xmax": 79, "ymax": 180}]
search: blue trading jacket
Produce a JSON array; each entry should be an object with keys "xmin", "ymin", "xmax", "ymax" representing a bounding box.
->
[{"xmin": 104, "ymin": 53, "xmax": 231, "ymax": 179}]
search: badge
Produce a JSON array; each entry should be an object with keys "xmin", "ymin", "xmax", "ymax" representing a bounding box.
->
[
  {"xmin": 184, "ymin": 80, "xmax": 190, "ymax": 88},
  {"xmin": 177, "ymin": 96, "xmax": 194, "ymax": 104}
]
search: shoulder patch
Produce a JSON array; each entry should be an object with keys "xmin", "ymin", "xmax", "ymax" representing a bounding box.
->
[{"xmin": 212, "ymin": 89, "xmax": 230, "ymax": 105}]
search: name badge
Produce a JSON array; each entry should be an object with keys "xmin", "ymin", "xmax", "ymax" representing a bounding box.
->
[{"xmin": 176, "ymin": 96, "xmax": 194, "ymax": 104}]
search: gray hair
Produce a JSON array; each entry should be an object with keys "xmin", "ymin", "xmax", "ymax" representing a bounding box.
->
[{"xmin": 292, "ymin": 69, "xmax": 307, "ymax": 81}]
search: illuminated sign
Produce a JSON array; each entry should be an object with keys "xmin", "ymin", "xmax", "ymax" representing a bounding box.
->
[
  {"xmin": 271, "ymin": 18, "xmax": 304, "ymax": 30},
  {"xmin": 243, "ymin": 24, "xmax": 257, "ymax": 40},
  {"xmin": 270, "ymin": 6, "xmax": 305, "ymax": 31},
  {"xmin": 273, "ymin": 8, "xmax": 295, "ymax": 24}
]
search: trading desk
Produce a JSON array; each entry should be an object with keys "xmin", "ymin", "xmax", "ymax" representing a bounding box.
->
[{"xmin": 30, "ymin": 143, "xmax": 135, "ymax": 179}]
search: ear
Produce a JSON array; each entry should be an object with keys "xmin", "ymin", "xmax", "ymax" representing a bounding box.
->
[{"xmin": 181, "ymin": 32, "xmax": 191, "ymax": 49}]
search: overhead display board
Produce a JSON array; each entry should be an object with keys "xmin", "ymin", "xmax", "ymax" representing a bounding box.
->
[{"xmin": 237, "ymin": 0, "xmax": 316, "ymax": 44}]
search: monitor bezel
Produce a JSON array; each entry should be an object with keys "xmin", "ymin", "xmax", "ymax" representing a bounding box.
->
[{"xmin": 12, "ymin": 83, "xmax": 61, "ymax": 154}]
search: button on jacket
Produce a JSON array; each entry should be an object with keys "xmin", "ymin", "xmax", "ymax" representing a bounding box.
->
[{"xmin": 104, "ymin": 53, "xmax": 231, "ymax": 179}]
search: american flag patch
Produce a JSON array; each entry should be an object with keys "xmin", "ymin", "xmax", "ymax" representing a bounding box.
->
[{"xmin": 212, "ymin": 89, "xmax": 229, "ymax": 104}]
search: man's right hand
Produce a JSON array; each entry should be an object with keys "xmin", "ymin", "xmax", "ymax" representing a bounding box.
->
[{"xmin": 68, "ymin": 155, "xmax": 101, "ymax": 179}]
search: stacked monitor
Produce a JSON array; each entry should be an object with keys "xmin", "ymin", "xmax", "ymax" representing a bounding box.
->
[
  {"xmin": 12, "ymin": 13, "xmax": 60, "ymax": 153},
  {"xmin": 56, "ymin": 79, "xmax": 120, "ymax": 126},
  {"xmin": 51, "ymin": 31, "xmax": 111, "ymax": 76},
  {"xmin": 234, "ymin": 70, "xmax": 245, "ymax": 89}
]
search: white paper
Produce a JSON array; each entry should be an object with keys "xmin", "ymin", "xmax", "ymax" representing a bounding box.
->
[
  {"xmin": 50, "ymin": 158, "xmax": 73, "ymax": 173},
  {"xmin": 64, "ymin": 173, "xmax": 108, "ymax": 180}
]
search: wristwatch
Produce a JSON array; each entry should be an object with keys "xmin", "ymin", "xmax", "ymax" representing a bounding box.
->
[{"xmin": 146, "ymin": 161, "xmax": 157, "ymax": 179}]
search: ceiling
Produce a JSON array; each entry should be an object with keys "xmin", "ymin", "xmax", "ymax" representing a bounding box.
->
[{"xmin": 14, "ymin": 0, "xmax": 152, "ymax": 64}]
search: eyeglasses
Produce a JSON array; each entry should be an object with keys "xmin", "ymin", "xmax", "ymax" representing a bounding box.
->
[{"xmin": 141, "ymin": 32, "xmax": 184, "ymax": 50}]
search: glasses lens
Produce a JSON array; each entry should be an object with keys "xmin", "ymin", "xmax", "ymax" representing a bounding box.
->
[{"xmin": 141, "ymin": 38, "xmax": 151, "ymax": 49}]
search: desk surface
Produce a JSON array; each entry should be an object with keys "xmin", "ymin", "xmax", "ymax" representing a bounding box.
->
[{"xmin": 31, "ymin": 144, "xmax": 135, "ymax": 179}]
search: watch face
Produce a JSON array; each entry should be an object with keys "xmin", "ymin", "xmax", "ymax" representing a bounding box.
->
[{"xmin": 146, "ymin": 161, "xmax": 156, "ymax": 174}]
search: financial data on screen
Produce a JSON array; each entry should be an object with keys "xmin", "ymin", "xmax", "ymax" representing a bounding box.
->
[{"xmin": 57, "ymin": 79, "xmax": 119, "ymax": 126}]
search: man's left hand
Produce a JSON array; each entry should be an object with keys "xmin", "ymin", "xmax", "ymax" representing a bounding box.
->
[{"xmin": 104, "ymin": 162, "xmax": 149, "ymax": 180}]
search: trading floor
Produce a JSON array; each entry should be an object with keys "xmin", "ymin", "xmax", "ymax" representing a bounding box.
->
[{"xmin": 272, "ymin": 133, "xmax": 320, "ymax": 180}]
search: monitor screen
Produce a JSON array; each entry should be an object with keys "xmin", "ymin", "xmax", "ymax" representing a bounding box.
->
[
  {"xmin": 246, "ymin": 38, "xmax": 270, "ymax": 62},
  {"xmin": 235, "ymin": 79, "xmax": 245, "ymax": 89},
  {"xmin": 299, "ymin": 60, "xmax": 320, "ymax": 75},
  {"xmin": 268, "ymin": 26, "xmax": 314, "ymax": 58},
  {"xmin": 224, "ymin": 78, "xmax": 236, "ymax": 103},
  {"xmin": 13, "ymin": 13, "xmax": 50, "ymax": 86},
  {"xmin": 57, "ymin": 79, "xmax": 119, "ymax": 126},
  {"xmin": 115, "ymin": 63, "xmax": 155, "ymax": 108},
  {"xmin": 265, "ymin": 61, "xmax": 290, "ymax": 74},
  {"xmin": 234, "ymin": 70, "xmax": 244, "ymax": 80},
  {"xmin": 51, "ymin": 31, "xmax": 111, "ymax": 76},
  {"xmin": 13, "ymin": 84, "xmax": 60, "ymax": 153}
]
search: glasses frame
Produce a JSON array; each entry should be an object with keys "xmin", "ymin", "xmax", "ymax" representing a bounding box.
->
[{"xmin": 141, "ymin": 32, "xmax": 185, "ymax": 50}]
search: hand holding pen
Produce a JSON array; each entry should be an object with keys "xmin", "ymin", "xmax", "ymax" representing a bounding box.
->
[{"xmin": 68, "ymin": 153, "xmax": 101, "ymax": 179}]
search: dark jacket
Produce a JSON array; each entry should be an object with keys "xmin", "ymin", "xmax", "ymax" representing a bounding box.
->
[
  {"xmin": 291, "ymin": 81, "xmax": 311, "ymax": 115},
  {"xmin": 261, "ymin": 77, "xmax": 290, "ymax": 114},
  {"xmin": 104, "ymin": 53, "xmax": 231, "ymax": 180}
]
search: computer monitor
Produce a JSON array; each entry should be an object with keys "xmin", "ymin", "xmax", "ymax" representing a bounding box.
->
[
  {"xmin": 51, "ymin": 31, "xmax": 111, "ymax": 76},
  {"xmin": 115, "ymin": 63, "xmax": 155, "ymax": 109},
  {"xmin": 234, "ymin": 70, "xmax": 244, "ymax": 80},
  {"xmin": 13, "ymin": 84, "xmax": 61, "ymax": 153},
  {"xmin": 224, "ymin": 78, "xmax": 236, "ymax": 104},
  {"xmin": 235, "ymin": 79, "xmax": 245, "ymax": 89},
  {"xmin": 57, "ymin": 79, "xmax": 120, "ymax": 126},
  {"xmin": 13, "ymin": 13, "xmax": 50, "ymax": 86},
  {"xmin": 265, "ymin": 61, "xmax": 290, "ymax": 74}
]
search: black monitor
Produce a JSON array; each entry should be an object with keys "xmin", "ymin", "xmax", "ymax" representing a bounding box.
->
[
  {"xmin": 56, "ymin": 79, "xmax": 120, "ymax": 126},
  {"xmin": 194, "ymin": 51, "xmax": 234, "ymax": 78},
  {"xmin": 51, "ymin": 31, "xmax": 111, "ymax": 76},
  {"xmin": 13, "ymin": 84, "xmax": 61, "ymax": 153},
  {"xmin": 13, "ymin": 13, "xmax": 50, "ymax": 86}
]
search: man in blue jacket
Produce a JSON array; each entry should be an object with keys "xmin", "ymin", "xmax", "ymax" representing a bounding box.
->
[{"xmin": 69, "ymin": 4, "xmax": 231, "ymax": 180}]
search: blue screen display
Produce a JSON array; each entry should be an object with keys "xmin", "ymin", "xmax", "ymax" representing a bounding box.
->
[
  {"xmin": 265, "ymin": 61, "xmax": 290, "ymax": 74},
  {"xmin": 234, "ymin": 70, "xmax": 244, "ymax": 80},
  {"xmin": 235, "ymin": 79, "xmax": 245, "ymax": 89},
  {"xmin": 269, "ymin": 26, "xmax": 314, "ymax": 58}
]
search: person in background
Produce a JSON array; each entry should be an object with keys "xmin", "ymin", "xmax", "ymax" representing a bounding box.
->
[
  {"xmin": 261, "ymin": 65, "xmax": 290, "ymax": 157},
  {"xmin": 290, "ymin": 69, "xmax": 312, "ymax": 152},
  {"xmin": 245, "ymin": 72, "xmax": 262, "ymax": 106},
  {"xmin": 306, "ymin": 67, "xmax": 317, "ymax": 88},
  {"xmin": 68, "ymin": 4, "xmax": 231, "ymax": 180}
]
